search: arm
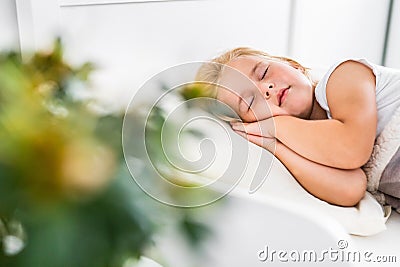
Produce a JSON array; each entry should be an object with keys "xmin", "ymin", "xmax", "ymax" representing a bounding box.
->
[
  {"xmin": 275, "ymin": 140, "xmax": 367, "ymax": 206},
  {"xmin": 233, "ymin": 61, "xmax": 377, "ymax": 169},
  {"xmin": 234, "ymin": 130, "xmax": 367, "ymax": 206},
  {"xmin": 273, "ymin": 116, "xmax": 373, "ymax": 169}
]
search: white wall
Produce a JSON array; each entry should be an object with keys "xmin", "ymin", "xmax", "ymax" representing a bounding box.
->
[
  {"xmin": 291, "ymin": 0, "xmax": 390, "ymax": 68},
  {"xmin": 0, "ymin": 0, "xmax": 19, "ymax": 51},
  {"xmin": 3, "ymin": 0, "xmax": 397, "ymax": 66},
  {"xmin": 385, "ymin": 0, "xmax": 400, "ymax": 68},
  {"xmin": 2, "ymin": 0, "xmax": 398, "ymax": 107},
  {"xmin": 55, "ymin": 0, "xmax": 291, "ymax": 107}
]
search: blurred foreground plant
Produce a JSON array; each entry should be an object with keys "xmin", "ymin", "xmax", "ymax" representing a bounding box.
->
[{"xmin": 0, "ymin": 40, "xmax": 211, "ymax": 267}]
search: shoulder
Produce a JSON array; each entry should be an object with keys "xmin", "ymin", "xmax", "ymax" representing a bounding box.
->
[
  {"xmin": 326, "ymin": 60, "xmax": 377, "ymax": 166},
  {"xmin": 326, "ymin": 60, "xmax": 376, "ymax": 121},
  {"xmin": 329, "ymin": 60, "xmax": 375, "ymax": 90}
]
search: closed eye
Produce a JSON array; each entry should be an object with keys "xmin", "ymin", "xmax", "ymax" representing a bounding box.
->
[
  {"xmin": 261, "ymin": 66, "xmax": 269, "ymax": 80},
  {"xmin": 247, "ymin": 96, "xmax": 255, "ymax": 111}
]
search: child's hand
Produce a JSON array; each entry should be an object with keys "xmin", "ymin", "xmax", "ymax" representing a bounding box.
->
[
  {"xmin": 233, "ymin": 129, "xmax": 276, "ymax": 153},
  {"xmin": 230, "ymin": 118, "xmax": 276, "ymax": 139},
  {"xmin": 231, "ymin": 118, "xmax": 276, "ymax": 153}
]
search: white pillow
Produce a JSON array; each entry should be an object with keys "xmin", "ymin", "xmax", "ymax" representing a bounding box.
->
[
  {"xmin": 183, "ymin": 119, "xmax": 390, "ymax": 236},
  {"xmin": 237, "ymin": 147, "xmax": 391, "ymax": 236}
]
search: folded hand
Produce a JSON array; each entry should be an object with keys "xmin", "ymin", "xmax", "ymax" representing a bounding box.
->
[
  {"xmin": 230, "ymin": 117, "xmax": 276, "ymax": 138},
  {"xmin": 230, "ymin": 118, "xmax": 276, "ymax": 153}
]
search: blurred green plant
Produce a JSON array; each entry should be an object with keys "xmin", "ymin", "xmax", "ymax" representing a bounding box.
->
[{"xmin": 0, "ymin": 39, "xmax": 212, "ymax": 267}]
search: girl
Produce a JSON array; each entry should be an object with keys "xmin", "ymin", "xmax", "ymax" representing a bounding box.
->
[{"xmin": 196, "ymin": 47, "xmax": 400, "ymax": 207}]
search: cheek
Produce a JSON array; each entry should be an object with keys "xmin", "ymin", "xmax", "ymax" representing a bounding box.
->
[
  {"xmin": 285, "ymin": 91, "xmax": 311, "ymax": 116},
  {"xmin": 216, "ymin": 92, "xmax": 240, "ymax": 113}
]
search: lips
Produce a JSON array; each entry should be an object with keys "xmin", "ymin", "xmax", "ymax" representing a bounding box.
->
[{"xmin": 278, "ymin": 87, "xmax": 290, "ymax": 106}]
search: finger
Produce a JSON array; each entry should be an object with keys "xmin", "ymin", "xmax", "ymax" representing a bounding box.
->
[
  {"xmin": 233, "ymin": 129, "xmax": 249, "ymax": 139},
  {"xmin": 231, "ymin": 120, "xmax": 274, "ymax": 137},
  {"xmin": 234, "ymin": 130, "xmax": 276, "ymax": 153},
  {"xmin": 230, "ymin": 121, "xmax": 258, "ymax": 134},
  {"xmin": 234, "ymin": 129, "xmax": 274, "ymax": 141}
]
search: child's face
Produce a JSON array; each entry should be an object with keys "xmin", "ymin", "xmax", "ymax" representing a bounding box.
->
[{"xmin": 216, "ymin": 56, "xmax": 314, "ymax": 122}]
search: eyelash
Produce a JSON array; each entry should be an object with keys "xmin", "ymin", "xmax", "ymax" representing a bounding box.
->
[{"xmin": 261, "ymin": 66, "xmax": 269, "ymax": 80}]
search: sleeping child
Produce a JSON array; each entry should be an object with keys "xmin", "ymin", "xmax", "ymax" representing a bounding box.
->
[{"xmin": 195, "ymin": 47, "xmax": 400, "ymax": 210}]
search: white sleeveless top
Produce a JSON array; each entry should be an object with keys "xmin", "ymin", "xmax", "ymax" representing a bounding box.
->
[{"xmin": 314, "ymin": 59, "xmax": 400, "ymax": 137}]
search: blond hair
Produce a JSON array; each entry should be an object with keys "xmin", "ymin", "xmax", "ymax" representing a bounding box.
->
[{"xmin": 194, "ymin": 47, "xmax": 316, "ymax": 98}]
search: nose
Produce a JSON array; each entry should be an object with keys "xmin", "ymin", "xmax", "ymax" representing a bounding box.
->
[{"xmin": 264, "ymin": 83, "xmax": 274, "ymax": 98}]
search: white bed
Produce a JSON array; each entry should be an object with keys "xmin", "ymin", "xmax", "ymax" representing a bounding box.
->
[
  {"xmin": 151, "ymin": 152, "xmax": 400, "ymax": 266},
  {"xmin": 130, "ymin": 105, "xmax": 399, "ymax": 266}
]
